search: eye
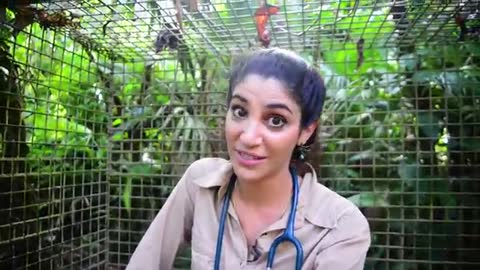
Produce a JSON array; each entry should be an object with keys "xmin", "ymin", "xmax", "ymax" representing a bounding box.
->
[
  {"xmin": 231, "ymin": 105, "xmax": 247, "ymax": 118},
  {"xmin": 267, "ymin": 115, "xmax": 287, "ymax": 128}
]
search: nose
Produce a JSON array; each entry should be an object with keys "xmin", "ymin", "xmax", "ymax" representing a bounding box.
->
[{"xmin": 239, "ymin": 120, "xmax": 263, "ymax": 147}]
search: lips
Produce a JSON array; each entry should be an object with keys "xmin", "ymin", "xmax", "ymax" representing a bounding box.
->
[
  {"xmin": 235, "ymin": 150, "xmax": 266, "ymax": 166},
  {"xmin": 237, "ymin": 150, "xmax": 265, "ymax": 160}
]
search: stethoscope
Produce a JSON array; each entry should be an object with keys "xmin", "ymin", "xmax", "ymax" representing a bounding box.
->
[{"xmin": 213, "ymin": 167, "xmax": 304, "ymax": 270}]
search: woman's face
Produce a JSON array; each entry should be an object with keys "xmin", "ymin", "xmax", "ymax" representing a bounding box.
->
[{"xmin": 225, "ymin": 74, "xmax": 316, "ymax": 183}]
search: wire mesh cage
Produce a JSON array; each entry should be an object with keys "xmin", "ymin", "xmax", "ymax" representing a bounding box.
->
[
  {"xmin": 0, "ymin": 0, "xmax": 479, "ymax": 269},
  {"xmin": 0, "ymin": 5, "xmax": 110, "ymax": 270}
]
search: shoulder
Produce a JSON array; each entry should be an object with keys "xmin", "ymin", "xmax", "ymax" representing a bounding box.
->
[
  {"xmin": 305, "ymin": 181, "xmax": 369, "ymax": 232},
  {"xmin": 307, "ymin": 184, "xmax": 371, "ymax": 268},
  {"xmin": 183, "ymin": 157, "xmax": 230, "ymax": 176},
  {"xmin": 181, "ymin": 157, "xmax": 233, "ymax": 188}
]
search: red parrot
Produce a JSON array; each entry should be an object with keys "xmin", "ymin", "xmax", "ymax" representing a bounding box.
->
[{"xmin": 254, "ymin": 2, "xmax": 280, "ymax": 47}]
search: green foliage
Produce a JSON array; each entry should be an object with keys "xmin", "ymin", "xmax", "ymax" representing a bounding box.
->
[
  {"xmin": 2, "ymin": 22, "xmax": 109, "ymax": 268},
  {"xmin": 319, "ymin": 34, "xmax": 480, "ymax": 270}
]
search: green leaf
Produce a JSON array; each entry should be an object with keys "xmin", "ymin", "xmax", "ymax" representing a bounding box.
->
[
  {"xmin": 340, "ymin": 114, "xmax": 360, "ymax": 126},
  {"xmin": 323, "ymin": 43, "xmax": 357, "ymax": 77},
  {"xmin": 334, "ymin": 88, "xmax": 348, "ymax": 101},
  {"xmin": 122, "ymin": 177, "xmax": 132, "ymax": 214},
  {"xmin": 25, "ymin": 112, "xmax": 92, "ymax": 142},
  {"xmin": 112, "ymin": 118, "xmax": 123, "ymax": 126},
  {"xmin": 112, "ymin": 132, "xmax": 125, "ymax": 141},
  {"xmin": 348, "ymin": 193, "xmax": 388, "ymax": 207},
  {"xmin": 348, "ymin": 150, "xmax": 379, "ymax": 162},
  {"xmin": 156, "ymin": 94, "xmax": 170, "ymax": 104},
  {"xmin": 123, "ymin": 83, "xmax": 141, "ymax": 96}
]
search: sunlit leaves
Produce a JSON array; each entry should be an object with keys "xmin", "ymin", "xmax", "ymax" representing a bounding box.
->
[
  {"xmin": 24, "ymin": 106, "xmax": 92, "ymax": 142},
  {"xmin": 318, "ymin": 3, "xmax": 396, "ymax": 78}
]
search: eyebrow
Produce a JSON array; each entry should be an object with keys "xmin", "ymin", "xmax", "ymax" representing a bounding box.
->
[
  {"xmin": 231, "ymin": 94, "xmax": 293, "ymax": 114},
  {"xmin": 231, "ymin": 94, "xmax": 248, "ymax": 103},
  {"xmin": 266, "ymin": 103, "xmax": 293, "ymax": 114}
]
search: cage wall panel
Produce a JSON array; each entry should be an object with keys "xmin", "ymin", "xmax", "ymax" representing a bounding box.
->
[{"xmin": 0, "ymin": 12, "xmax": 109, "ymax": 269}]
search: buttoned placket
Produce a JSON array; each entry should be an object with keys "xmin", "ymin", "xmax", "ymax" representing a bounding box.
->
[{"xmin": 226, "ymin": 199, "xmax": 250, "ymax": 269}]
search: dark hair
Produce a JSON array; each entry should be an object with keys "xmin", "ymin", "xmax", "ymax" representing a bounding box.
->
[{"xmin": 227, "ymin": 48, "xmax": 327, "ymax": 160}]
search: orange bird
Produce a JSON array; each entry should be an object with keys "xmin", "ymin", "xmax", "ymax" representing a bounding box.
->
[{"xmin": 254, "ymin": 1, "xmax": 280, "ymax": 47}]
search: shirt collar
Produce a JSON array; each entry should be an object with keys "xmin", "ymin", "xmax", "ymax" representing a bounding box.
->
[
  {"xmin": 262, "ymin": 163, "xmax": 337, "ymax": 232},
  {"xmin": 300, "ymin": 163, "xmax": 337, "ymax": 229},
  {"xmin": 192, "ymin": 159, "xmax": 337, "ymax": 230},
  {"xmin": 191, "ymin": 159, "xmax": 234, "ymax": 206}
]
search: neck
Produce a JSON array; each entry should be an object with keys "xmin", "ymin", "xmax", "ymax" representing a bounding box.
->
[{"xmin": 235, "ymin": 167, "xmax": 293, "ymax": 208}]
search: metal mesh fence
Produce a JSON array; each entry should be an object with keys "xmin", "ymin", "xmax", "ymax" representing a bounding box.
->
[
  {"xmin": 0, "ymin": 4, "xmax": 110, "ymax": 269},
  {"xmin": 1, "ymin": 0, "xmax": 479, "ymax": 269},
  {"xmin": 106, "ymin": 54, "xmax": 229, "ymax": 268},
  {"xmin": 314, "ymin": 45, "xmax": 480, "ymax": 269}
]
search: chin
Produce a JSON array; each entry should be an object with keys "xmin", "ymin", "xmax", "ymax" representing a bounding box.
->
[{"xmin": 231, "ymin": 161, "xmax": 266, "ymax": 183}]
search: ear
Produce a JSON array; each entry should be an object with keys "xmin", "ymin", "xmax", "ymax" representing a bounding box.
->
[{"xmin": 298, "ymin": 121, "xmax": 318, "ymax": 145}]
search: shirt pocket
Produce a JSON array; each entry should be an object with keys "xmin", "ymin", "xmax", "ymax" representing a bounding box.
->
[{"xmin": 190, "ymin": 249, "xmax": 213, "ymax": 270}]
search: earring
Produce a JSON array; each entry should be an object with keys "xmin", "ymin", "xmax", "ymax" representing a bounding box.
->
[
  {"xmin": 297, "ymin": 143, "xmax": 310, "ymax": 161},
  {"xmin": 299, "ymin": 148, "xmax": 305, "ymax": 161}
]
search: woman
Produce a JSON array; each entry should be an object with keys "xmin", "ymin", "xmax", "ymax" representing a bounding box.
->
[{"xmin": 127, "ymin": 48, "xmax": 371, "ymax": 270}]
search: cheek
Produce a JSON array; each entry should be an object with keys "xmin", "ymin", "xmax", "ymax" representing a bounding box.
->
[
  {"xmin": 266, "ymin": 129, "xmax": 299, "ymax": 152},
  {"xmin": 224, "ymin": 116, "xmax": 239, "ymax": 143}
]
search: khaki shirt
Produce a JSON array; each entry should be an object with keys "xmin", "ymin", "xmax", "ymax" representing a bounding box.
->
[{"xmin": 127, "ymin": 158, "xmax": 371, "ymax": 270}]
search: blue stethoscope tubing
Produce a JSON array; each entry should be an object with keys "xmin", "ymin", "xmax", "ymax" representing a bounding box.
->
[{"xmin": 213, "ymin": 167, "xmax": 304, "ymax": 270}]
